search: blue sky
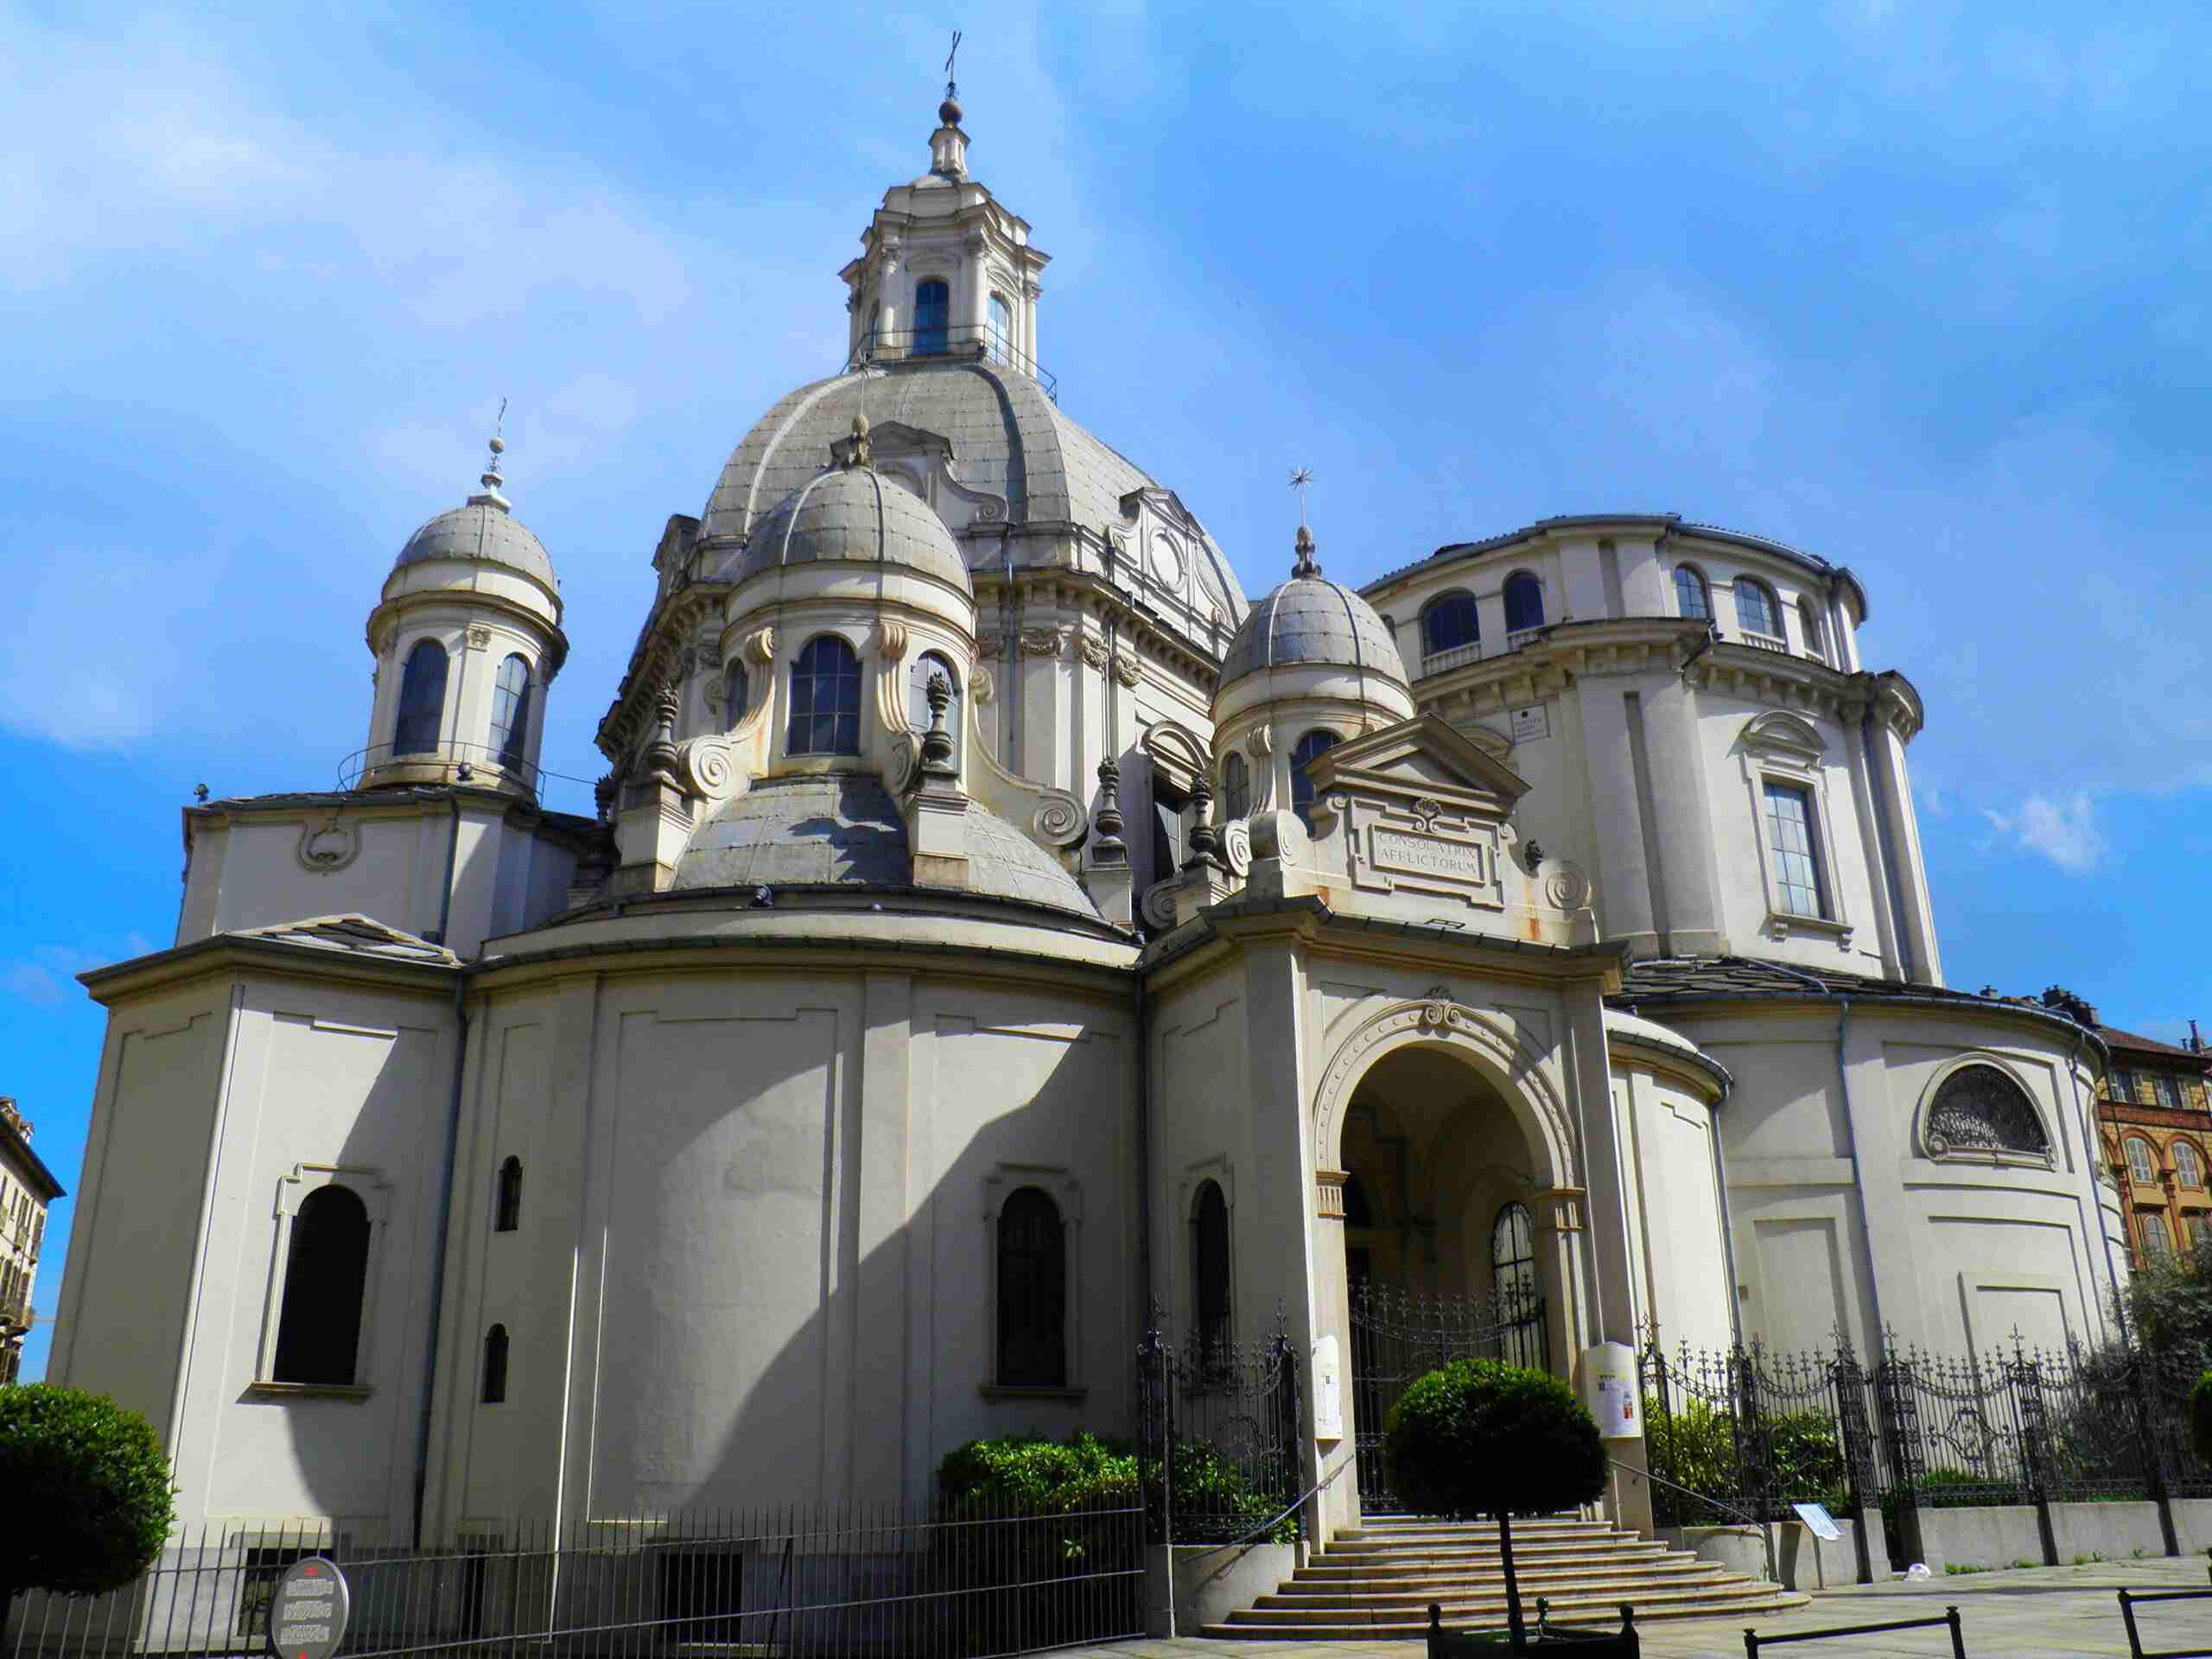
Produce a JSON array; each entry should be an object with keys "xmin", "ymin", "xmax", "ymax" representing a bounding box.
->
[{"xmin": 3, "ymin": 2, "xmax": 2209, "ymax": 1379}]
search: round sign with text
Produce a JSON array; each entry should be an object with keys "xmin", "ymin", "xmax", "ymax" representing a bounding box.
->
[{"xmin": 267, "ymin": 1557, "xmax": 351, "ymax": 1659}]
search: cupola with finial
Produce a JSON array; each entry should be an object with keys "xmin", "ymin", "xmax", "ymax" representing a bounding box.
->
[
  {"xmin": 839, "ymin": 44, "xmax": 1052, "ymax": 378},
  {"xmin": 357, "ymin": 410, "xmax": 569, "ymax": 797}
]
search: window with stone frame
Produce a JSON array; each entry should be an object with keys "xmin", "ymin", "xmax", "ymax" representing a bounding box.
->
[
  {"xmin": 1733, "ymin": 576, "xmax": 1783, "ymax": 641},
  {"xmin": 2185, "ymin": 1214, "xmax": 2212, "ymax": 1251},
  {"xmin": 2175, "ymin": 1139, "xmax": 2206, "ymax": 1189},
  {"xmin": 2112, "ymin": 1067, "xmax": 2142, "ymax": 1103},
  {"xmin": 271, "ymin": 1184, "xmax": 372, "ymax": 1385},
  {"xmin": 2141, "ymin": 1211, "xmax": 2174, "ymax": 1264},
  {"xmin": 1221, "ymin": 751, "xmax": 1249, "ymax": 822},
  {"xmin": 995, "ymin": 1185, "xmax": 1066, "ymax": 1388},
  {"xmin": 1762, "ymin": 781, "xmax": 1828, "ymax": 919},
  {"xmin": 2157, "ymin": 1073, "xmax": 2189, "ymax": 1112},
  {"xmin": 1923, "ymin": 1063, "xmax": 2050, "ymax": 1159},
  {"xmin": 2126, "ymin": 1137, "xmax": 2160, "ymax": 1186},
  {"xmin": 1674, "ymin": 565, "xmax": 1712, "ymax": 620},
  {"xmin": 1290, "ymin": 728, "xmax": 1339, "ymax": 830}
]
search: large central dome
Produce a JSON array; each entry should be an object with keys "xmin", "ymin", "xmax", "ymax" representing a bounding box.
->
[{"xmin": 697, "ymin": 359, "xmax": 1247, "ymax": 616}]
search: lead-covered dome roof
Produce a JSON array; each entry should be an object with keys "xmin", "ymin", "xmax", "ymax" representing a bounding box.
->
[
  {"xmin": 1218, "ymin": 526, "xmax": 1408, "ymax": 689},
  {"xmin": 393, "ymin": 499, "xmax": 556, "ymax": 591},
  {"xmin": 671, "ymin": 773, "xmax": 1099, "ymax": 918},
  {"xmin": 700, "ymin": 360, "xmax": 1246, "ymax": 614},
  {"xmin": 736, "ymin": 431, "xmax": 972, "ymax": 595}
]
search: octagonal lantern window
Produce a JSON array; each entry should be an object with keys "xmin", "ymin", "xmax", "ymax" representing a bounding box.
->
[{"xmin": 1926, "ymin": 1063, "xmax": 2050, "ymax": 1159}]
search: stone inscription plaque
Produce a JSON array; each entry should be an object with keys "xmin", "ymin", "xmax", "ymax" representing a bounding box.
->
[
  {"xmin": 268, "ymin": 1558, "xmax": 350, "ymax": 1659},
  {"xmin": 1371, "ymin": 826, "xmax": 1488, "ymax": 886}
]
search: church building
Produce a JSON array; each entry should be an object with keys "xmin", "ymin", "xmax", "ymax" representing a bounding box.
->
[{"xmin": 46, "ymin": 92, "xmax": 2126, "ymax": 1560}]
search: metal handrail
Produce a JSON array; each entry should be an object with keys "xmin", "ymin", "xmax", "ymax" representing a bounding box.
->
[
  {"xmin": 1609, "ymin": 1456, "xmax": 1778, "ymax": 1585},
  {"xmin": 337, "ymin": 737, "xmax": 543, "ymax": 795},
  {"xmin": 1178, "ymin": 1452, "xmax": 1357, "ymax": 1563},
  {"xmin": 848, "ymin": 323, "xmax": 1059, "ymax": 401},
  {"xmin": 1745, "ymin": 1606, "xmax": 1962, "ymax": 1657}
]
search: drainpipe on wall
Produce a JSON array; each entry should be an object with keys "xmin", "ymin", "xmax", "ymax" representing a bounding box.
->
[
  {"xmin": 412, "ymin": 971, "xmax": 472, "ymax": 1546},
  {"xmin": 1707, "ymin": 1072, "xmax": 1746, "ymax": 1351},
  {"xmin": 429, "ymin": 793, "xmax": 463, "ymax": 946},
  {"xmin": 2073, "ymin": 1023, "xmax": 2130, "ymax": 1344}
]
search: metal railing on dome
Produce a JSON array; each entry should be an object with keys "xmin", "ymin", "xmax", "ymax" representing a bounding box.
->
[
  {"xmin": 337, "ymin": 739, "xmax": 544, "ymax": 798},
  {"xmin": 846, "ymin": 324, "xmax": 1058, "ymax": 402}
]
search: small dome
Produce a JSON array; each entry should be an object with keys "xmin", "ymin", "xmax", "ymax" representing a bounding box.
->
[
  {"xmin": 1218, "ymin": 529, "xmax": 1407, "ymax": 689},
  {"xmin": 671, "ymin": 773, "xmax": 1098, "ymax": 918},
  {"xmin": 394, "ymin": 501, "xmax": 557, "ymax": 592},
  {"xmin": 735, "ymin": 457, "xmax": 972, "ymax": 596}
]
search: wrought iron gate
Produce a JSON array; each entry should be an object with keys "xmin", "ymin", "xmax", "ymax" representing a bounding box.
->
[{"xmin": 1349, "ymin": 1281, "xmax": 1549, "ymax": 1513}]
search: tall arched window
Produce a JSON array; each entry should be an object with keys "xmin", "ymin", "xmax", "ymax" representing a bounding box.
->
[
  {"xmin": 2175, "ymin": 1140, "xmax": 2205, "ymax": 1189},
  {"xmin": 272, "ymin": 1185, "xmax": 371, "ymax": 1385},
  {"xmin": 1797, "ymin": 598, "xmax": 1827, "ymax": 664},
  {"xmin": 2141, "ymin": 1212, "xmax": 2174, "ymax": 1265},
  {"xmin": 1674, "ymin": 566, "xmax": 1712, "ymax": 620},
  {"xmin": 908, "ymin": 652, "xmax": 962, "ymax": 763},
  {"xmin": 996, "ymin": 1186, "xmax": 1065, "ymax": 1387},
  {"xmin": 393, "ymin": 639, "xmax": 449, "ymax": 758},
  {"xmin": 726, "ymin": 664, "xmax": 749, "ymax": 726},
  {"xmin": 1193, "ymin": 1180, "xmax": 1230, "ymax": 1358},
  {"xmin": 1503, "ymin": 572, "xmax": 1545, "ymax": 633},
  {"xmin": 490, "ymin": 653, "xmax": 532, "ymax": 771},
  {"xmin": 914, "ymin": 279, "xmax": 950, "ymax": 356},
  {"xmin": 1491, "ymin": 1201, "xmax": 1544, "ymax": 1370},
  {"xmin": 1733, "ymin": 577, "xmax": 1781, "ymax": 640},
  {"xmin": 1290, "ymin": 729, "xmax": 1339, "ymax": 830},
  {"xmin": 1221, "ymin": 751, "xmax": 1249, "ymax": 821},
  {"xmin": 787, "ymin": 635, "xmax": 861, "ymax": 756},
  {"xmin": 494, "ymin": 1156, "xmax": 524, "ymax": 1233},
  {"xmin": 1421, "ymin": 592, "xmax": 1479, "ymax": 658},
  {"xmin": 2127, "ymin": 1137, "xmax": 2159, "ymax": 1186},
  {"xmin": 481, "ymin": 1324, "xmax": 509, "ymax": 1404},
  {"xmin": 988, "ymin": 292, "xmax": 1014, "ymax": 363}
]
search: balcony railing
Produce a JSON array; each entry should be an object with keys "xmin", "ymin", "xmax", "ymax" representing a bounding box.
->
[
  {"xmin": 848, "ymin": 324, "xmax": 1058, "ymax": 402},
  {"xmin": 337, "ymin": 737, "xmax": 543, "ymax": 798},
  {"xmin": 1420, "ymin": 641, "xmax": 1484, "ymax": 675},
  {"xmin": 0, "ymin": 1291, "xmax": 29, "ymax": 1333},
  {"xmin": 1738, "ymin": 629, "xmax": 1789, "ymax": 654}
]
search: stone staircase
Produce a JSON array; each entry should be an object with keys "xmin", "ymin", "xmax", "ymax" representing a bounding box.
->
[{"xmin": 1202, "ymin": 1515, "xmax": 1807, "ymax": 1639}]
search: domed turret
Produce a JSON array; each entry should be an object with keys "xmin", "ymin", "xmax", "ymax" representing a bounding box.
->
[
  {"xmin": 1211, "ymin": 521, "xmax": 1415, "ymax": 828},
  {"xmin": 358, "ymin": 422, "xmax": 567, "ymax": 795},
  {"xmin": 733, "ymin": 416, "xmax": 972, "ymax": 600}
]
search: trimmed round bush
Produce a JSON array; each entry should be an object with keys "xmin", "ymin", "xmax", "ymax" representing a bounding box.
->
[
  {"xmin": 0, "ymin": 1385, "xmax": 175, "ymax": 1605},
  {"xmin": 1383, "ymin": 1358, "xmax": 1605, "ymax": 1522}
]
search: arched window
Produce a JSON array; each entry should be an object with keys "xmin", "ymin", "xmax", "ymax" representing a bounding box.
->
[
  {"xmin": 1193, "ymin": 1179, "xmax": 1230, "ymax": 1358},
  {"xmin": 1491, "ymin": 1202, "xmax": 1544, "ymax": 1371},
  {"xmin": 2127, "ymin": 1137, "xmax": 2160, "ymax": 1186},
  {"xmin": 1221, "ymin": 752, "xmax": 1249, "ymax": 821},
  {"xmin": 1290, "ymin": 729, "xmax": 1339, "ymax": 830},
  {"xmin": 1674, "ymin": 566, "xmax": 1712, "ymax": 620},
  {"xmin": 494, "ymin": 1156, "xmax": 523, "ymax": 1233},
  {"xmin": 1733, "ymin": 577, "xmax": 1781, "ymax": 640},
  {"xmin": 481, "ymin": 1324, "xmax": 508, "ymax": 1404},
  {"xmin": 2175, "ymin": 1140, "xmax": 2205, "ymax": 1189},
  {"xmin": 1421, "ymin": 592, "xmax": 1480, "ymax": 658},
  {"xmin": 489, "ymin": 653, "xmax": 532, "ymax": 771},
  {"xmin": 393, "ymin": 639, "xmax": 449, "ymax": 758},
  {"xmin": 988, "ymin": 292, "xmax": 1014, "ymax": 364},
  {"xmin": 2141, "ymin": 1212, "xmax": 2174, "ymax": 1265},
  {"xmin": 914, "ymin": 279, "xmax": 950, "ymax": 356},
  {"xmin": 272, "ymin": 1185, "xmax": 371, "ymax": 1385},
  {"xmin": 908, "ymin": 652, "xmax": 962, "ymax": 762},
  {"xmin": 1503, "ymin": 572, "xmax": 1545, "ymax": 634},
  {"xmin": 1925, "ymin": 1064, "xmax": 2050, "ymax": 1158},
  {"xmin": 726, "ymin": 664, "xmax": 749, "ymax": 726},
  {"xmin": 996, "ymin": 1186, "xmax": 1065, "ymax": 1387},
  {"xmin": 1797, "ymin": 599, "xmax": 1827, "ymax": 664},
  {"xmin": 787, "ymin": 635, "xmax": 861, "ymax": 756}
]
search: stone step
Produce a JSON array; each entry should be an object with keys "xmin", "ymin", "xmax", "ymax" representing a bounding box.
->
[
  {"xmin": 1304, "ymin": 1541, "xmax": 1669, "ymax": 1568},
  {"xmin": 1269, "ymin": 1564, "xmax": 1735, "ymax": 1603},
  {"xmin": 1335, "ymin": 1518, "xmax": 1609, "ymax": 1539},
  {"xmin": 1205, "ymin": 1582, "xmax": 1806, "ymax": 1638}
]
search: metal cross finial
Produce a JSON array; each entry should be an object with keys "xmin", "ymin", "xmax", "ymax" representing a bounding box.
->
[
  {"xmin": 1288, "ymin": 467, "xmax": 1314, "ymax": 526},
  {"xmin": 944, "ymin": 29, "xmax": 962, "ymax": 99}
]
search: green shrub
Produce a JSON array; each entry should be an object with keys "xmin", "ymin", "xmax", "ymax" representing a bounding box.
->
[
  {"xmin": 934, "ymin": 1430, "xmax": 1294, "ymax": 1544},
  {"xmin": 2190, "ymin": 1370, "xmax": 2212, "ymax": 1468},
  {"xmin": 0, "ymin": 1385, "xmax": 175, "ymax": 1609},
  {"xmin": 1643, "ymin": 1398, "xmax": 1848, "ymax": 1520}
]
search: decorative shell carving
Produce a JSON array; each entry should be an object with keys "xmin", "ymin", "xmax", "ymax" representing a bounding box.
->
[
  {"xmin": 1141, "ymin": 879, "xmax": 1181, "ymax": 932},
  {"xmin": 296, "ymin": 813, "xmax": 361, "ymax": 874},
  {"xmin": 1077, "ymin": 633, "xmax": 1111, "ymax": 670},
  {"xmin": 1033, "ymin": 793, "xmax": 1088, "ymax": 847},
  {"xmin": 1020, "ymin": 626, "xmax": 1069, "ymax": 659},
  {"xmin": 978, "ymin": 632, "xmax": 1006, "ymax": 659},
  {"xmin": 885, "ymin": 732, "xmax": 919, "ymax": 797},
  {"xmin": 969, "ymin": 665, "xmax": 995, "ymax": 705},
  {"xmin": 1243, "ymin": 725, "xmax": 1273, "ymax": 757},
  {"xmin": 467, "ymin": 624, "xmax": 493, "ymax": 650},
  {"xmin": 743, "ymin": 626, "xmax": 777, "ymax": 664},
  {"xmin": 1110, "ymin": 650, "xmax": 1141, "ymax": 688},
  {"xmin": 876, "ymin": 619, "xmax": 910, "ymax": 659}
]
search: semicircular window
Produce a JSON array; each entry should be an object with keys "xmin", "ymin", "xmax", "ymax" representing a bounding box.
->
[{"xmin": 1926, "ymin": 1063, "xmax": 2050, "ymax": 1158}]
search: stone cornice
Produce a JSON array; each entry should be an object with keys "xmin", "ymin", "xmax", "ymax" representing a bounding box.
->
[
  {"xmin": 184, "ymin": 786, "xmax": 600, "ymax": 851},
  {"xmin": 79, "ymin": 934, "xmax": 461, "ymax": 1007},
  {"xmin": 595, "ymin": 578, "xmax": 736, "ymax": 760}
]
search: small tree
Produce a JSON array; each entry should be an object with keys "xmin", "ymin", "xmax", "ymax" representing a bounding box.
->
[
  {"xmin": 2121, "ymin": 1234, "xmax": 2212, "ymax": 1358},
  {"xmin": 0, "ymin": 1386, "xmax": 175, "ymax": 1618},
  {"xmin": 1384, "ymin": 1359, "xmax": 1605, "ymax": 1650}
]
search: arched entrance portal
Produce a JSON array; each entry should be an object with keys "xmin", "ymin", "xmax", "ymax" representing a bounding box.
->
[{"xmin": 1326, "ymin": 1035, "xmax": 1580, "ymax": 1514}]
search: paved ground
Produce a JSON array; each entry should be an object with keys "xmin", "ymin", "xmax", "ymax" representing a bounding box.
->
[{"xmin": 1080, "ymin": 1557, "xmax": 2212, "ymax": 1656}]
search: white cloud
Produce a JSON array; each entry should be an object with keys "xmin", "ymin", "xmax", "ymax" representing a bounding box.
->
[{"xmin": 1980, "ymin": 793, "xmax": 2110, "ymax": 875}]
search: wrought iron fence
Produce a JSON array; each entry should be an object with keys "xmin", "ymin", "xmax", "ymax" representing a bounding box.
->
[
  {"xmin": 0, "ymin": 1498, "xmax": 1144, "ymax": 1659},
  {"xmin": 1639, "ymin": 1332, "xmax": 2212, "ymax": 1571},
  {"xmin": 1350, "ymin": 1281, "xmax": 1548, "ymax": 1514},
  {"xmin": 1137, "ymin": 1305, "xmax": 1303, "ymax": 1544}
]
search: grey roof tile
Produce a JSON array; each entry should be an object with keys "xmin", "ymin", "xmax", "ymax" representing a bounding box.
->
[
  {"xmin": 1220, "ymin": 576, "xmax": 1408, "ymax": 688},
  {"xmin": 394, "ymin": 501, "xmax": 556, "ymax": 589}
]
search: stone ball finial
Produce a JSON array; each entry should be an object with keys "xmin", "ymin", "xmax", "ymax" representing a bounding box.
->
[
  {"xmin": 939, "ymin": 96, "xmax": 963, "ymax": 127},
  {"xmin": 1292, "ymin": 524, "xmax": 1322, "ymax": 580}
]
